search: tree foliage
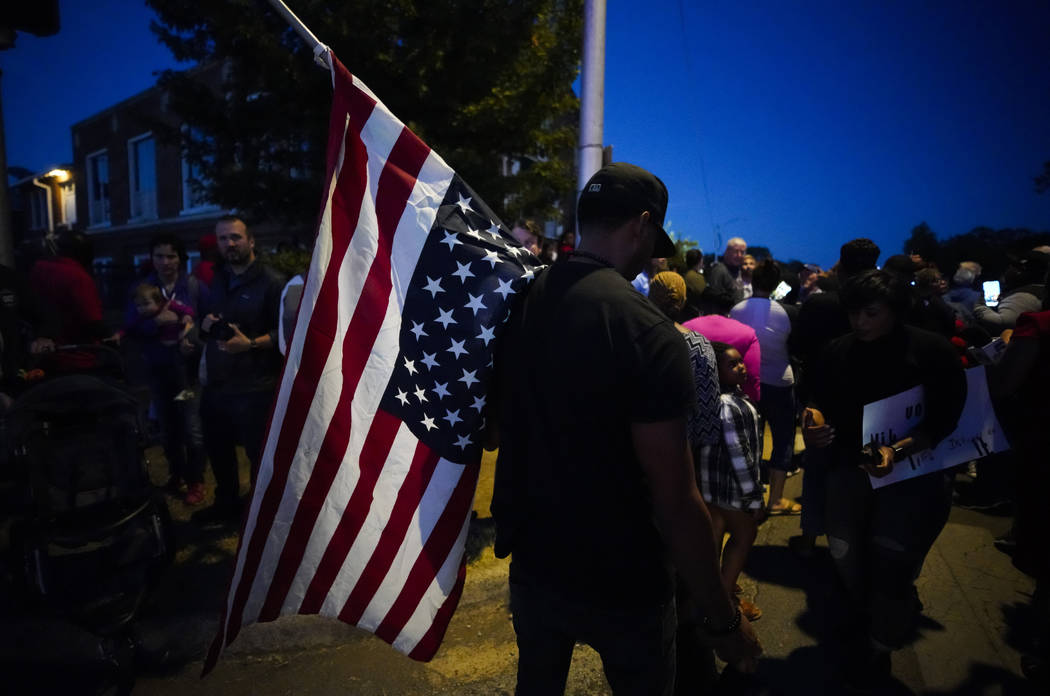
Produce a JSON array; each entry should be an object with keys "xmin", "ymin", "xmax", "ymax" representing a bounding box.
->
[
  {"xmin": 1036, "ymin": 160, "xmax": 1050, "ymax": 194},
  {"xmin": 145, "ymin": 0, "xmax": 582, "ymax": 231},
  {"xmin": 903, "ymin": 221, "xmax": 939, "ymax": 261}
]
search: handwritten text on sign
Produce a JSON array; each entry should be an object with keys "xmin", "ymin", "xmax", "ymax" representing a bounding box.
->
[{"xmin": 861, "ymin": 365, "xmax": 1009, "ymax": 489}]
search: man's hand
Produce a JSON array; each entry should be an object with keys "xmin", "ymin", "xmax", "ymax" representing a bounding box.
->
[
  {"xmin": 201, "ymin": 313, "xmax": 221, "ymax": 332},
  {"xmin": 29, "ymin": 337, "xmax": 56, "ymax": 354},
  {"xmin": 709, "ymin": 616, "xmax": 763, "ymax": 672},
  {"xmin": 179, "ymin": 337, "xmax": 197, "ymax": 356},
  {"xmin": 802, "ymin": 408, "xmax": 834, "ymax": 449},
  {"xmin": 860, "ymin": 445, "xmax": 895, "ymax": 478},
  {"xmin": 219, "ymin": 323, "xmax": 252, "ymax": 354}
]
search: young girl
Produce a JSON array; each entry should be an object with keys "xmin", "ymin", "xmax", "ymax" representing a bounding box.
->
[{"xmin": 697, "ymin": 341, "xmax": 766, "ymax": 620}]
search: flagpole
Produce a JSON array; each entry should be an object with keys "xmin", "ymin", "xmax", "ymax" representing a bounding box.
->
[
  {"xmin": 577, "ymin": 0, "xmax": 606, "ymax": 199},
  {"xmin": 266, "ymin": 0, "xmax": 332, "ymax": 70}
]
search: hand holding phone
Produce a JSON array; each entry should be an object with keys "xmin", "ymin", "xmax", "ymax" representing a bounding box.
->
[{"xmin": 982, "ymin": 280, "xmax": 1000, "ymax": 307}]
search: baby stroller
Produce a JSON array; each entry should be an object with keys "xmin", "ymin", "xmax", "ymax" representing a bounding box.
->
[{"xmin": 1, "ymin": 350, "xmax": 174, "ymax": 694}]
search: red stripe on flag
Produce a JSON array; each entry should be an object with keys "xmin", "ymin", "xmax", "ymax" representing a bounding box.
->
[
  {"xmin": 372, "ymin": 461, "xmax": 480, "ymax": 644},
  {"xmin": 407, "ymin": 561, "xmax": 467, "ymax": 662},
  {"xmin": 337, "ymin": 443, "xmax": 443, "ymax": 624},
  {"xmin": 296, "ymin": 407, "xmax": 402, "ymax": 615},
  {"xmin": 221, "ymin": 80, "xmax": 377, "ymax": 646},
  {"xmin": 247, "ymin": 124, "xmax": 431, "ymax": 624}
]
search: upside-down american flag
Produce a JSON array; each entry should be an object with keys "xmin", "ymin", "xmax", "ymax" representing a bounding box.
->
[{"xmin": 204, "ymin": 53, "xmax": 541, "ymax": 671}]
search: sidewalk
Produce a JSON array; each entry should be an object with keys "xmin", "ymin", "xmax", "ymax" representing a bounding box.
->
[{"xmin": 129, "ymin": 464, "xmax": 1040, "ymax": 695}]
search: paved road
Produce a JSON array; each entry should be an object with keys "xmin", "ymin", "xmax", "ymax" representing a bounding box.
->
[{"xmin": 125, "ymin": 465, "xmax": 1040, "ymax": 696}]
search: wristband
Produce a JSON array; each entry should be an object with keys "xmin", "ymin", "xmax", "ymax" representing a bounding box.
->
[
  {"xmin": 703, "ymin": 606, "xmax": 742, "ymax": 636},
  {"xmin": 249, "ymin": 337, "xmax": 258, "ymax": 350}
]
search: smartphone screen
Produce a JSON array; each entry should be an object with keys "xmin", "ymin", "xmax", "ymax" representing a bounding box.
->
[
  {"xmin": 771, "ymin": 280, "xmax": 792, "ymax": 301},
  {"xmin": 982, "ymin": 280, "xmax": 1000, "ymax": 307}
]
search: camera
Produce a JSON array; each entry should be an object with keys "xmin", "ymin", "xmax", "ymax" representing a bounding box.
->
[{"xmin": 209, "ymin": 318, "xmax": 235, "ymax": 340}]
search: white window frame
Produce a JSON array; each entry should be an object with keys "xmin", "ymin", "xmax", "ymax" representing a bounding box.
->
[
  {"xmin": 86, "ymin": 148, "xmax": 111, "ymax": 228},
  {"xmin": 127, "ymin": 132, "xmax": 158, "ymax": 222}
]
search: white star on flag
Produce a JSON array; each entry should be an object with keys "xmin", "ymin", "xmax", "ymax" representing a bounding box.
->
[
  {"xmin": 464, "ymin": 293, "xmax": 487, "ymax": 315},
  {"xmin": 443, "ymin": 409, "xmax": 463, "ymax": 427},
  {"xmin": 476, "ymin": 325, "xmax": 495, "ymax": 346},
  {"xmin": 435, "ymin": 307, "xmax": 456, "ymax": 329},
  {"xmin": 421, "ymin": 352, "xmax": 439, "ymax": 370},
  {"xmin": 455, "ymin": 193, "xmax": 473, "ymax": 214},
  {"xmin": 422, "ymin": 276, "xmax": 444, "ymax": 298},
  {"xmin": 482, "ymin": 249, "xmax": 501, "ymax": 268},
  {"xmin": 493, "ymin": 278, "xmax": 515, "ymax": 300},
  {"xmin": 440, "ymin": 230, "xmax": 461, "ymax": 251},
  {"xmin": 459, "ymin": 368, "xmax": 479, "ymax": 388},
  {"xmin": 404, "ymin": 357, "xmax": 417, "ymax": 375},
  {"xmin": 447, "ymin": 338, "xmax": 468, "ymax": 359},
  {"xmin": 452, "ymin": 261, "xmax": 475, "ymax": 283}
]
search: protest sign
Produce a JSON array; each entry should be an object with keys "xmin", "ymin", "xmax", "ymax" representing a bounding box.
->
[{"xmin": 861, "ymin": 365, "xmax": 1009, "ymax": 489}]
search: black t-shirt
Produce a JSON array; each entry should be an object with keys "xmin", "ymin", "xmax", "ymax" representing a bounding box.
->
[{"xmin": 491, "ymin": 261, "xmax": 695, "ymax": 608}]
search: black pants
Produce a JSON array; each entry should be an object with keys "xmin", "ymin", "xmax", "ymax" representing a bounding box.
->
[
  {"xmin": 201, "ymin": 387, "xmax": 273, "ymax": 507},
  {"xmin": 509, "ymin": 581, "xmax": 677, "ymax": 696},
  {"xmin": 825, "ymin": 465, "xmax": 953, "ymax": 649},
  {"xmin": 150, "ymin": 371, "xmax": 204, "ymax": 486}
]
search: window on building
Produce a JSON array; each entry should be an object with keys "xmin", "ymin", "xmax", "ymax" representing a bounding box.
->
[
  {"xmin": 28, "ymin": 189, "xmax": 49, "ymax": 230},
  {"xmin": 128, "ymin": 133, "xmax": 157, "ymax": 221},
  {"xmin": 59, "ymin": 182, "xmax": 77, "ymax": 227},
  {"xmin": 181, "ymin": 126, "xmax": 218, "ymax": 213},
  {"xmin": 86, "ymin": 150, "xmax": 110, "ymax": 226}
]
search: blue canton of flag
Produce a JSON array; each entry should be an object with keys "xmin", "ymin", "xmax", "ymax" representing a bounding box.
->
[{"xmin": 380, "ymin": 179, "xmax": 542, "ymax": 464}]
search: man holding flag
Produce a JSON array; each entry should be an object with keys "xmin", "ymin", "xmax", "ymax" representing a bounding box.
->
[{"xmin": 491, "ymin": 163, "xmax": 762, "ymax": 694}]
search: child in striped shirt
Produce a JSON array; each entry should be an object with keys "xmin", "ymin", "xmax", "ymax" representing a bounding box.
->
[{"xmin": 698, "ymin": 341, "xmax": 766, "ymax": 620}]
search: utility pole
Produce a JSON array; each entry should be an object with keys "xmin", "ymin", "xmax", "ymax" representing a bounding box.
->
[
  {"xmin": 0, "ymin": 69, "xmax": 12, "ymax": 266},
  {"xmin": 577, "ymin": 0, "xmax": 606, "ymax": 205}
]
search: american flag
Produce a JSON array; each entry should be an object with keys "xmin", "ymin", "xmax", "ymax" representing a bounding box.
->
[{"xmin": 205, "ymin": 53, "xmax": 540, "ymax": 670}]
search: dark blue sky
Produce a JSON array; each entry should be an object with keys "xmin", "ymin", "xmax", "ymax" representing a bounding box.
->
[{"xmin": 3, "ymin": 1, "xmax": 1049, "ymax": 267}]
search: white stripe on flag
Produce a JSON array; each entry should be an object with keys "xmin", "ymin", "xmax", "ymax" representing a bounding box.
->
[
  {"xmin": 357, "ymin": 457, "xmax": 471, "ymax": 633},
  {"xmin": 391, "ymin": 508, "xmax": 472, "ymax": 654}
]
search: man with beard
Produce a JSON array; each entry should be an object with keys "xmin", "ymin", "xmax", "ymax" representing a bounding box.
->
[{"xmin": 194, "ymin": 216, "xmax": 285, "ymax": 523}]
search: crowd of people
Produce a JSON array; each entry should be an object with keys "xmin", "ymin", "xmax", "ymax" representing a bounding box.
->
[
  {"xmin": 491, "ymin": 163, "xmax": 1049, "ymax": 694},
  {"xmin": 1, "ymin": 216, "xmax": 286, "ymax": 526},
  {"xmin": 2, "ymin": 163, "xmax": 1048, "ymax": 693}
]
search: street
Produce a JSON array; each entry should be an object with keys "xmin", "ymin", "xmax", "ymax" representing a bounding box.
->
[{"xmin": 128, "ymin": 453, "xmax": 1040, "ymax": 696}]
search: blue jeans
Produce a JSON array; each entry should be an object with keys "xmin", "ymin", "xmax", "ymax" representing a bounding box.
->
[{"xmin": 509, "ymin": 581, "xmax": 677, "ymax": 695}]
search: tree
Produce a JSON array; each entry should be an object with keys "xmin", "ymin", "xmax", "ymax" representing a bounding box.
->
[
  {"xmin": 904, "ymin": 221, "xmax": 939, "ymax": 264},
  {"xmin": 145, "ymin": 0, "xmax": 582, "ymax": 231},
  {"xmin": 1035, "ymin": 160, "xmax": 1050, "ymax": 194}
]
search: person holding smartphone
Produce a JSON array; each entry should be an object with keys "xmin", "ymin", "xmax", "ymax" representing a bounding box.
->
[{"xmin": 973, "ymin": 250, "xmax": 1049, "ymax": 336}]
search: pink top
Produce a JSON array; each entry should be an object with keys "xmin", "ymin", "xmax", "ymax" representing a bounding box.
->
[{"xmin": 682, "ymin": 314, "xmax": 762, "ymax": 402}]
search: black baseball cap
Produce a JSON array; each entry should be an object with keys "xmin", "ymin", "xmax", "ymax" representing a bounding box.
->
[{"xmin": 577, "ymin": 162, "xmax": 675, "ymax": 258}]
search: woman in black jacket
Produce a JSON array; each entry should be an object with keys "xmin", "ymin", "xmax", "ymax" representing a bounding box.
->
[{"xmin": 803, "ymin": 269, "xmax": 967, "ymax": 689}]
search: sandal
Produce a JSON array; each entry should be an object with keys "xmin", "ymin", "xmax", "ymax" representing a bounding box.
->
[
  {"xmin": 738, "ymin": 598, "xmax": 762, "ymax": 621},
  {"xmin": 766, "ymin": 500, "xmax": 802, "ymax": 516}
]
